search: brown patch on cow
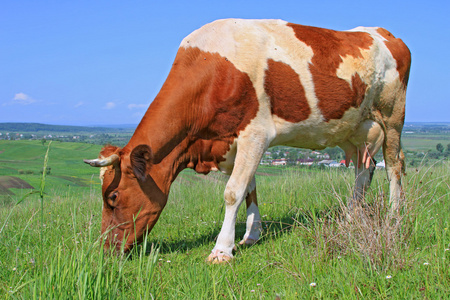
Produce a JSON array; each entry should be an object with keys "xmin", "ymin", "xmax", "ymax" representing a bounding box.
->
[
  {"xmin": 178, "ymin": 47, "xmax": 260, "ymax": 139},
  {"xmin": 287, "ymin": 24, "xmax": 373, "ymax": 121},
  {"xmin": 175, "ymin": 47, "xmax": 259, "ymax": 174},
  {"xmin": 313, "ymin": 72, "xmax": 367, "ymax": 121},
  {"xmin": 287, "ymin": 24, "xmax": 373, "ymax": 75},
  {"xmin": 264, "ymin": 59, "xmax": 311, "ymax": 122},
  {"xmin": 377, "ymin": 28, "xmax": 411, "ymax": 86}
]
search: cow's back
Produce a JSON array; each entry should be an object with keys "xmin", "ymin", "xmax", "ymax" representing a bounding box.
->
[{"xmin": 179, "ymin": 19, "xmax": 409, "ymax": 150}]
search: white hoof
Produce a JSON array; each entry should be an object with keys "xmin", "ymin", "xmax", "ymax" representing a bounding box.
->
[{"xmin": 207, "ymin": 249, "xmax": 233, "ymax": 264}]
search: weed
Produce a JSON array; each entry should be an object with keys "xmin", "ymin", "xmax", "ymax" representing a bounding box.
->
[{"xmin": 297, "ymin": 161, "xmax": 449, "ymax": 272}]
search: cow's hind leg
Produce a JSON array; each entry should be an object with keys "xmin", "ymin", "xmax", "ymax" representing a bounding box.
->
[
  {"xmin": 383, "ymin": 127, "xmax": 405, "ymax": 212},
  {"xmin": 351, "ymin": 151, "xmax": 377, "ymax": 209},
  {"xmin": 340, "ymin": 120, "xmax": 383, "ymax": 209},
  {"xmin": 208, "ymin": 136, "xmax": 267, "ymax": 263},
  {"xmin": 239, "ymin": 177, "xmax": 262, "ymax": 246}
]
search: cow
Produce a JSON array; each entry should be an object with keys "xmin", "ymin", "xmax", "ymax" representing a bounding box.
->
[{"xmin": 84, "ymin": 19, "xmax": 411, "ymax": 263}]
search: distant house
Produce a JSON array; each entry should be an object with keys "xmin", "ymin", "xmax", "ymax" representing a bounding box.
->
[
  {"xmin": 259, "ymin": 159, "xmax": 271, "ymax": 166},
  {"xmin": 328, "ymin": 161, "xmax": 342, "ymax": 167},
  {"xmin": 339, "ymin": 159, "xmax": 355, "ymax": 167},
  {"xmin": 297, "ymin": 158, "xmax": 315, "ymax": 166},
  {"xmin": 310, "ymin": 151, "xmax": 330, "ymax": 159},
  {"xmin": 317, "ymin": 153, "xmax": 330, "ymax": 159},
  {"xmin": 271, "ymin": 158, "xmax": 287, "ymax": 166},
  {"xmin": 317, "ymin": 160, "xmax": 341, "ymax": 167}
]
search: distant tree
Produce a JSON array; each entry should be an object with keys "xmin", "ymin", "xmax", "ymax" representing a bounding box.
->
[
  {"xmin": 272, "ymin": 151, "xmax": 280, "ymax": 159},
  {"xmin": 447, "ymin": 143, "xmax": 450, "ymax": 152},
  {"xmin": 416, "ymin": 152, "xmax": 425, "ymax": 158},
  {"xmin": 428, "ymin": 151, "xmax": 440, "ymax": 159},
  {"xmin": 324, "ymin": 147, "xmax": 344, "ymax": 160},
  {"xmin": 297, "ymin": 152, "xmax": 305, "ymax": 160},
  {"xmin": 286, "ymin": 151, "xmax": 298, "ymax": 165},
  {"xmin": 436, "ymin": 143, "xmax": 444, "ymax": 153},
  {"xmin": 41, "ymin": 138, "xmax": 46, "ymax": 146}
]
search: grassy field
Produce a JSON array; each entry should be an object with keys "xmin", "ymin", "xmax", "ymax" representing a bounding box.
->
[
  {"xmin": 0, "ymin": 140, "xmax": 449, "ymax": 299},
  {"xmin": 402, "ymin": 133, "xmax": 450, "ymax": 152}
]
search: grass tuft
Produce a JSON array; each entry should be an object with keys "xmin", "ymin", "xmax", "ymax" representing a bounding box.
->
[{"xmin": 298, "ymin": 161, "xmax": 449, "ymax": 272}]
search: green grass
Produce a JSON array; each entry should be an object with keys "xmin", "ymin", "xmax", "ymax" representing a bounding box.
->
[
  {"xmin": 402, "ymin": 133, "xmax": 450, "ymax": 152},
  {"xmin": 0, "ymin": 140, "xmax": 449, "ymax": 298},
  {"xmin": 0, "ymin": 140, "xmax": 101, "ymax": 192}
]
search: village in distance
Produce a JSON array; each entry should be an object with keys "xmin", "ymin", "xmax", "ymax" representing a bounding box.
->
[{"xmin": 0, "ymin": 122, "xmax": 449, "ymax": 169}]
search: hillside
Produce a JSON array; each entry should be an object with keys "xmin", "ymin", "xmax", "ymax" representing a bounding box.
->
[
  {"xmin": 0, "ymin": 122, "xmax": 136, "ymax": 133},
  {"xmin": 0, "ymin": 140, "xmax": 102, "ymax": 195}
]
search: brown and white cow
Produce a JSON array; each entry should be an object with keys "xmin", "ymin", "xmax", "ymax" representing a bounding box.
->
[{"xmin": 84, "ymin": 19, "xmax": 411, "ymax": 263}]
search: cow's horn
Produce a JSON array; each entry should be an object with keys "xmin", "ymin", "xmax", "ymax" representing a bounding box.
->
[{"xmin": 84, "ymin": 154, "xmax": 120, "ymax": 167}]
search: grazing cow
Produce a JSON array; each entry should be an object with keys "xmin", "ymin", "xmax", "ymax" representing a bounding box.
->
[{"xmin": 84, "ymin": 19, "xmax": 411, "ymax": 263}]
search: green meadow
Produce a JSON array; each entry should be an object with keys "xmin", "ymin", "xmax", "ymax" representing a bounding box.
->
[
  {"xmin": 0, "ymin": 140, "xmax": 449, "ymax": 299},
  {"xmin": 402, "ymin": 134, "xmax": 450, "ymax": 152}
]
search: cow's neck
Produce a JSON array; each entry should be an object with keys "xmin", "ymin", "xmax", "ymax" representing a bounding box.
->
[
  {"xmin": 124, "ymin": 50, "xmax": 234, "ymax": 194},
  {"xmin": 126, "ymin": 98, "xmax": 231, "ymax": 196},
  {"xmin": 124, "ymin": 68, "xmax": 203, "ymax": 193}
]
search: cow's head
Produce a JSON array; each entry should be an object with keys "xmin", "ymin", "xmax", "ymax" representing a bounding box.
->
[{"xmin": 84, "ymin": 144, "xmax": 167, "ymax": 253}]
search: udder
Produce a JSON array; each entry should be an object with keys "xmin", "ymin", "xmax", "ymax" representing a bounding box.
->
[{"xmin": 339, "ymin": 120, "xmax": 384, "ymax": 169}]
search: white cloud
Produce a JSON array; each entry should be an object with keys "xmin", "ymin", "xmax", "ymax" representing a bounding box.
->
[
  {"xmin": 127, "ymin": 103, "xmax": 147, "ymax": 110},
  {"xmin": 74, "ymin": 101, "xmax": 84, "ymax": 108},
  {"xmin": 13, "ymin": 92, "xmax": 36, "ymax": 105},
  {"xmin": 103, "ymin": 102, "xmax": 116, "ymax": 110}
]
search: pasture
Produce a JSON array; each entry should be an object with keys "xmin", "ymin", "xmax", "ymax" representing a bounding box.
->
[{"xmin": 0, "ymin": 140, "xmax": 449, "ymax": 298}]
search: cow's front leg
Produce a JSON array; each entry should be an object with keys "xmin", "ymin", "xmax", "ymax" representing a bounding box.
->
[
  {"xmin": 239, "ymin": 177, "xmax": 262, "ymax": 246},
  {"xmin": 208, "ymin": 137, "xmax": 267, "ymax": 263},
  {"xmin": 207, "ymin": 177, "xmax": 248, "ymax": 263}
]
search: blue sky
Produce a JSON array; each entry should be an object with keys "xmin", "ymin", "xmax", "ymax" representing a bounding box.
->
[{"xmin": 1, "ymin": 1, "xmax": 449, "ymax": 125}]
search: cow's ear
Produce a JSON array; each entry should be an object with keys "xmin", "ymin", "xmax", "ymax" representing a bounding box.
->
[{"xmin": 130, "ymin": 144, "xmax": 153, "ymax": 181}]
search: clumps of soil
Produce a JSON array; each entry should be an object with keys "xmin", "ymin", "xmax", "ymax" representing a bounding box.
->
[{"xmin": 0, "ymin": 176, "xmax": 34, "ymax": 195}]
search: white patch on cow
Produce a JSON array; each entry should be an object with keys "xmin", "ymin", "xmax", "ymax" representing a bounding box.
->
[
  {"xmin": 336, "ymin": 49, "xmax": 373, "ymax": 84},
  {"xmin": 210, "ymin": 205, "xmax": 238, "ymax": 259},
  {"xmin": 348, "ymin": 27, "xmax": 399, "ymax": 85},
  {"xmin": 218, "ymin": 140, "xmax": 237, "ymax": 175}
]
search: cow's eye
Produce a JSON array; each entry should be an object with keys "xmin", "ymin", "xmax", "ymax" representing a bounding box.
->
[
  {"xmin": 107, "ymin": 191, "xmax": 119, "ymax": 207},
  {"xmin": 110, "ymin": 192, "xmax": 118, "ymax": 201}
]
